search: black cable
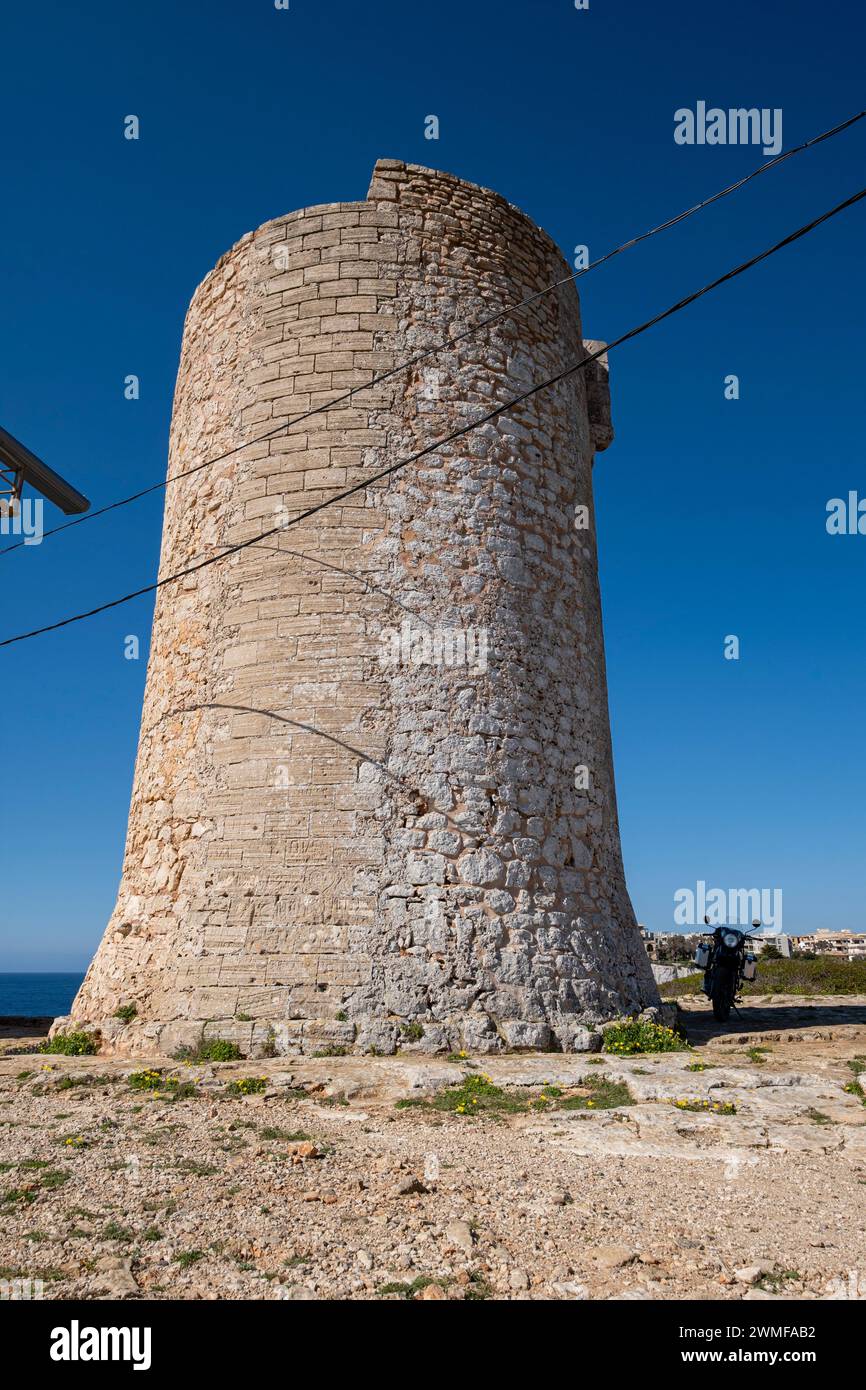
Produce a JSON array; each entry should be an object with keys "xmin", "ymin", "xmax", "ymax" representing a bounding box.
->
[
  {"xmin": 2, "ymin": 184, "xmax": 864, "ymax": 650},
  {"xmin": 2, "ymin": 108, "xmax": 862, "ymax": 559}
]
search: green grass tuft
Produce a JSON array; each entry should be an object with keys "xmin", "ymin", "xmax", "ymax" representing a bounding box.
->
[
  {"xmin": 806, "ymin": 1108, "xmax": 833, "ymax": 1126},
  {"xmin": 603, "ymin": 1020, "xmax": 690, "ymax": 1056},
  {"xmin": 39, "ymin": 1032, "xmax": 98, "ymax": 1056},
  {"xmin": 127, "ymin": 1069, "xmax": 197, "ymax": 1100},
  {"xmin": 103, "ymin": 1220, "xmax": 135, "ymax": 1243},
  {"xmin": 173, "ymin": 1039, "xmax": 242, "ymax": 1063},
  {"xmin": 397, "ymin": 1072, "xmax": 635, "ymax": 1117},
  {"xmin": 756, "ymin": 1268, "xmax": 802, "ymax": 1294},
  {"xmin": 175, "ymin": 1249, "xmax": 204, "ymax": 1268},
  {"xmin": 559, "ymin": 1075, "xmax": 635, "ymax": 1111},
  {"xmin": 226, "ymin": 1077, "xmax": 268, "ymax": 1097},
  {"xmin": 376, "ymin": 1275, "xmax": 451, "ymax": 1299},
  {"xmin": 670, "ymin": 1097, "xmax": 737, "ymax": 1115}
]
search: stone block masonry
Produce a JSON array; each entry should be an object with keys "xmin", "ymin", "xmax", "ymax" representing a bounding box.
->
[{"xmin": 60, "ymin": 160, "xmax": 659, "ymax": 1056}]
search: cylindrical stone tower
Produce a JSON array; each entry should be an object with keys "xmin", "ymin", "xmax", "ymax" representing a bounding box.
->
[{"xmin": 63, "ymin": 160, "xmax": 658, "ymax": 1056}]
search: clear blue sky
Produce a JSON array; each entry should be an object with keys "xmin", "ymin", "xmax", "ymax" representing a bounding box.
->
[{"xmin": 1, "ymin": 0, "xmax": 864, "ymax": 970}]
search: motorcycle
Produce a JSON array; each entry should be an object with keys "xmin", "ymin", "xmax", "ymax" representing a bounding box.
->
[{"xmin": 693, "ymin": 918, "xmax": 760, "ymax": 1021}]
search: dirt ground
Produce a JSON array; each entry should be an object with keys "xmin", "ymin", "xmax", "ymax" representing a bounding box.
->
[{"xmin": 1, "ymin": 994, "xmax": 864, "ymax": 1301}]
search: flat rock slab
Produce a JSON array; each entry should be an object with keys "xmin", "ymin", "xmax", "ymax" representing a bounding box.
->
[{"xmin": 2, "ymin": 996, "xmax": 864, "ymax": 1302}]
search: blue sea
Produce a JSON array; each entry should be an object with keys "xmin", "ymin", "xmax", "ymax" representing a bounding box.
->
[{"xmin": 0, "ymin": 973, "xmax": 85, "ymax": 1017}]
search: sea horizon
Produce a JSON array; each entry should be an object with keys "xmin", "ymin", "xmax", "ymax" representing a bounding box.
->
[{"xmin": 0, "ymin": 972, "xmax": 85, "ymax": 1017}]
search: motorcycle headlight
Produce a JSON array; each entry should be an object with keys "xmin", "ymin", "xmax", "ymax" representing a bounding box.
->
[{"xmin": 723, "ymin": 931, "xmax": 740, "ymax": 948}]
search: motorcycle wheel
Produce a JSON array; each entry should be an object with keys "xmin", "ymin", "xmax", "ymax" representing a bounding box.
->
[{"xmin": 710, "ymin": 967, "xmax": 734, "ymax": 1021}]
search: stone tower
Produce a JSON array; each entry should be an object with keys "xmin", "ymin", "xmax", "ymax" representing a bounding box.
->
[{"xmin": 62, "ymin": 160, "xmax": 658, "ymax": 1056}]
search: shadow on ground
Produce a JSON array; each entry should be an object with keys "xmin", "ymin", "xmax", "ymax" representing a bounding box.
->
[
  {"xmin": 682, "ymin": 997, "xmax": 866, "ymax": 1043},
  {"xmin": 0, "ymin": 1016, "xmax": 53, "ymax": 1039}
]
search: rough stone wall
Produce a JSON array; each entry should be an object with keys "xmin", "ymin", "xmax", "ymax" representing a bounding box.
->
[{"xmin": 63, "ymin": 160, "xmax": 658, "ymax": 1056}]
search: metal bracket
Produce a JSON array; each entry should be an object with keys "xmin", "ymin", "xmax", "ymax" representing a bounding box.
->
[
  {"xmin": 0, "ymin": 458, "xmax": 24, "ymax": 519},
  {"xmin": 0, "ymin": 425, "xmax": 89, "ymax": 515}
]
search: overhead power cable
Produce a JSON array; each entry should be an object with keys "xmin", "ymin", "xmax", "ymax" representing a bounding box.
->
[
  {"xmin": 1, "ymin": 108, "xmax": 862, "ymax": 559},
  {"xmin": 2, "ymin": 183, "xmax": 864, "ymax": 651}
]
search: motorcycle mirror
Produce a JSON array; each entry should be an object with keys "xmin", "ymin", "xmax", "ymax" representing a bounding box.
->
[{"xmin": 752, "ymin": 920, "xmax": 761, "ymax": 928}]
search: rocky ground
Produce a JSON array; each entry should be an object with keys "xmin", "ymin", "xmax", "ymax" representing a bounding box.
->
[{"xmin": 1, "ymin": 994, "xmax": 864, "ymax": 1302}]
